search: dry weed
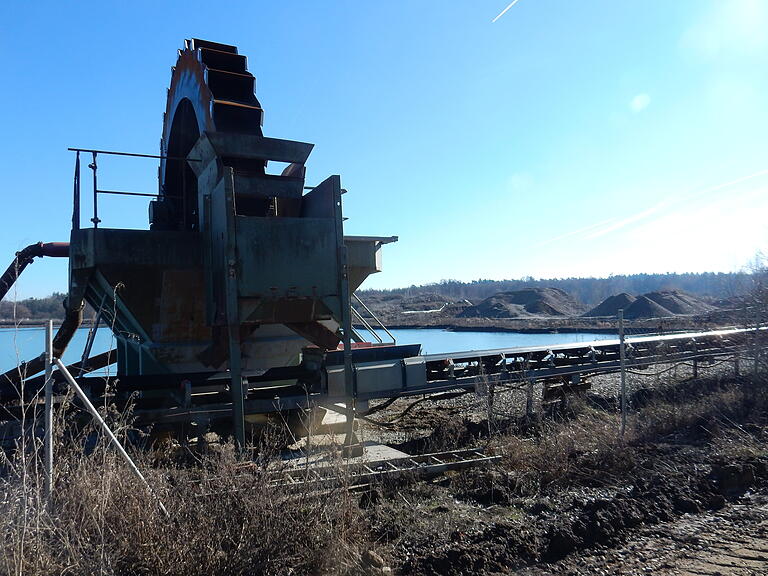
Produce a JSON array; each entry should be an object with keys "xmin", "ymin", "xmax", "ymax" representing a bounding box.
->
[{"xmin": 0, "ymin": 422, "xmax": 369, "ymax": 576}]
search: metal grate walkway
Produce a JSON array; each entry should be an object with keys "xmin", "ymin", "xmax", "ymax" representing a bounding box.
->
[{"xmin": 271, "ymin": 448, "xmax": 500, "ymax": 488}]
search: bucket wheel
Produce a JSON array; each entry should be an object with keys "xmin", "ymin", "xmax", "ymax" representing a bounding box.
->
[{"xmin": 154, "ymin": 38, "xmax": 266, "ymax": 231}]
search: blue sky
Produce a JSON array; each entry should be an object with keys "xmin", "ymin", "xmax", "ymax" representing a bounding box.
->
[{"xmin": 1, "ymin": 0, "xmax": 767, "ymax": 298}]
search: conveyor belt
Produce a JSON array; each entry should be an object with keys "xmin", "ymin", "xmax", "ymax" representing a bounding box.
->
[{"xmin": 0, "ymin": 326, "xmax": 760, "ymax": 432}]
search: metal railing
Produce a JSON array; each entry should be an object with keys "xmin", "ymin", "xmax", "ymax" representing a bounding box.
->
[
  {"xmin": 352, "ymin": 293, "xmax": 396, "ymax": 344},
  {"xmin": 68, "ymin": 147, "xmax": 199, "ymax": 229}
]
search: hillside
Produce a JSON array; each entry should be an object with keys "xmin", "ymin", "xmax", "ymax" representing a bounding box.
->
[{"xmin": 0, "ymin": 293, "xmax": 66, "ymax": 321}]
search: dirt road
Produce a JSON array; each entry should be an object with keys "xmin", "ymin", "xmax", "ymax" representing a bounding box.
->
[{"xmin": 519, "ymin": 491, "xmax": 768, "ymax": 575}]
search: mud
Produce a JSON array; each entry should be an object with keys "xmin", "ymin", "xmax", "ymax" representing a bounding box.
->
[{"xmin": 361, "ymin": 371, "xmax": 768, "ymax": 575}]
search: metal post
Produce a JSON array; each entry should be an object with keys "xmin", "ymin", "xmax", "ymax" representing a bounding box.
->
[
  {"xmin": 72, "ymin": 151, "xmax": 81, "ymax": 230},
  {"xmin": 487, "ymin": 377, "xmax": 496, "ymax": 434},
  {"xmin": 53, "ymin": 358, "xmax": 168, "ymax": 517},
  {"xmin": 341, "ymin": 244, "xmax": 358, "ymax": 453},
  {"xmin": 692, "ymin": 359, "xmax": 698, "ymax": 379},
  {"xmin": 526, "ymin": 378, "xmax": 534, "ymax": 419},
  {"xmin": 735, "ymin": 355, "xmax": 740, "ymax": 376},
  {"xmin": 223, "ymin": 170, "xmax": 245, "ymax": 450},
  {"xmin": 44, "ymin": 320, "xmax": 54, "ymax": 500},
  {"xmin": 754, "ymin": 315, "xmax": 761, "ymax": 377},
  {"xmin": 89, "ymin": 151, "xmax": 100, "ymax": 228},
  {"xmin": 524, "ymin": 353, "xmax": 534, "ymax": 419},
  {"xmin": 331, "ymin": 175, "xmax": 359, "ymax": 455},
  {"xmin": 619, "ymin": 309, "xmax": 627, "ymax": 437}
]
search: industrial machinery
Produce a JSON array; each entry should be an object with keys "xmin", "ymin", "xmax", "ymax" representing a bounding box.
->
[
  {"xmin": 3, "ymin": 39, "xmax": 404, "ymax": 447},
  {"xmin": 0, "ymin": 39, "xmax": 758, "ymax": 450}
]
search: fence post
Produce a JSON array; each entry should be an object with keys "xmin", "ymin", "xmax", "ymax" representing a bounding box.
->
[
  {"xmin": 619, "ymin": 309, "xmax": 627, "ymax": 437},
  {"xmin": 44, "ymin": 320, "xmax": 54, "ymax": 500},
  {"xmin": 754, "ymin": 311, "xmax": 761, "ymax": 377},
  {"xmin": 526, "ymin": 378, "xmax": 535, "ymax": 419}
]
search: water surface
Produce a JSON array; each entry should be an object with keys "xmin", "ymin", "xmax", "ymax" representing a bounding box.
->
[{"xmin": 0, "ymin": 326, "xmax": 617, "ymax": 373}]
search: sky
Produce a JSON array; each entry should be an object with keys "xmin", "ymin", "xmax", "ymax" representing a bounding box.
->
[{"xmin": 1, "ymin": 0, "xmax": 767, "ymax": 298}]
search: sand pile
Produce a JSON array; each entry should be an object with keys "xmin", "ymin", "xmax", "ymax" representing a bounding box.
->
[
  {"xmin": 459, "ymin": 288, "xmax": 582, "ymax": 319},
  {"xmin": 583, "ymin": 293, "xmax": 636, "ymax": 317},
  {"xmin": 644, "ymin": 290, "xmax": 713, "ymax": 315},
  {"xmin": 623, "ymin": 295, "xmax": 673, "ymax": 319}
]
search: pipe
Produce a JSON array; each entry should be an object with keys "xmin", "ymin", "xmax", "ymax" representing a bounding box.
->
[
  {"xmin": 0, "ymin": 242, "xmax": 70, "ymax": 303},
  {"xmin": 54, "ymin": 358, "xmax": 169, "ymax": 518},
  {"xmin": 0, "ymin": 298, "xmax": 83, "ymax": 390},
  {"xmin": 0, "ymin": 348, "xmax": 116, "ymax": 402}
]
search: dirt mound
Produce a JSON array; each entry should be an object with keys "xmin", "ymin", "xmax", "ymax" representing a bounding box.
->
[
  {"xmin": 398, "ymin": 292, "xmax": 448, "ymax": 312},
  {"xmin": 459, "ymin": 288, "xmax": 583, "ymax": 319},
  {"xmin": 623, "ymin": 295, "xmax": 673, "ymax": 319},
  {"xmin": 712, "ymin": 295, "xmax": 743, "ymax": 309},
  {"xmin": 644, "ymin": 290, "xmax": 713, "ymax": 315},
  {"xmin": 585, "ymin": 290, "xmax": 714, "ymax": 319},
  {"xmin": 583, "ymin": 293, "xmax": 636, "ymax": 317}
]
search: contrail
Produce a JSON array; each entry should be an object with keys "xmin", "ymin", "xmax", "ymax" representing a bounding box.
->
[
  {"xmin": 492, "ymin": 0, "xmax": 522, "ymax": 23},
  {"xmin": 587, "ymin": 201, "xmax": 669, "ymax": 239},
  {"xmin": 683, "ymin": 168, "xmax": 768, "ymax": 203},
  {"xmin": 590, "ymin": 168, "xmax": 768, "ymax": 239},
  {"xmin": 536, "ymin": 167, "xmax": 768, "ymax": 245},
  {"xmin": 534, "ymin": 217, "xmax": 619, "ymax": 247}
]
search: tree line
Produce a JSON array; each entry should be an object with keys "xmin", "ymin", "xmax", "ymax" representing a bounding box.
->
[
  {"xmin": 0, "ymin": 271, "xmax": 757, "ymax": 320},
  {"xmin": 0, "ymin": 292, "xmax": 67, "ymax": 320},
  {"xmin": 362, "ymin": 272, "xmax": 753, "ymax": 306}
]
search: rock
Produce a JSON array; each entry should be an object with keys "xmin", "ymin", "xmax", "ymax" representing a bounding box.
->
[
  {"xmin": 673, "ymin": 496, "xmax": 700, "ymax": 514},
  {"xmin": 714, "ymin": 463, "xmax": 756, "ymax": 495},
  {"xmin": 362, "ymin": 549, "xmax": 385, "ymax": 569},
  {"xmin": 546, "ymin": 524, "xmax": 580, "ymax": 561}
]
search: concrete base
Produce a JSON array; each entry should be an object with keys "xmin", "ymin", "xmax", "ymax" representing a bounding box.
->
[{"xmin": 282, "ymin": 432, "xmax": 410, "ymax": 469}]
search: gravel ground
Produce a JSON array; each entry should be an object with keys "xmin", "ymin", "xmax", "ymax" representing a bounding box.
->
[{"xmin": 355, "ymin": 359, "xmax": 767, "ymax": 575}]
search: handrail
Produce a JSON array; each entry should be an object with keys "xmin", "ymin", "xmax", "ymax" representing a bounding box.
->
[
  {"xmin": 352, "ymin": 293, "xmax": 396, "ymax": 344},
  {"xmin": 351, "ymin": 306, "xmax": 384, "ymax": 344},
  {"xmin": 68, "ymin": 147, "xmax": 201, "ymax": 161},
  {"xmin": 70, "ymin": 147, "xmax": 195, "ymax": 231}
]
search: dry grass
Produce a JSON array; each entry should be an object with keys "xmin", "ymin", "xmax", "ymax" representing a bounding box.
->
[
  {"xmin": 481, "ymin": 371, "xmax": 767, "ymax": 498},
  {"xmin": 0, "ymin": 417, "xmax": 369, "ymax": 576},
  {"xmin": 491, "ymin": 409, "xmax": 633, "ymax": 496},
  {"xmin": 1, "ymin": 362, "xmax": 765, "ymax": 575}
]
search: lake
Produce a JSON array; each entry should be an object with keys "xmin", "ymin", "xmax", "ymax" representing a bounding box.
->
[
  {"xmin": 0, "ymin": 326, "xmax": 617, "ymax": 373},
  {"xmin": 373, "ymin": 328, "xmax": 617, "ymax": 354}
]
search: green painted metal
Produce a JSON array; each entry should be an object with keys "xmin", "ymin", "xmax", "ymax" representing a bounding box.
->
[{"xmin": 65, "ymin": 40, "xmax": 399, "ymax": 444}]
